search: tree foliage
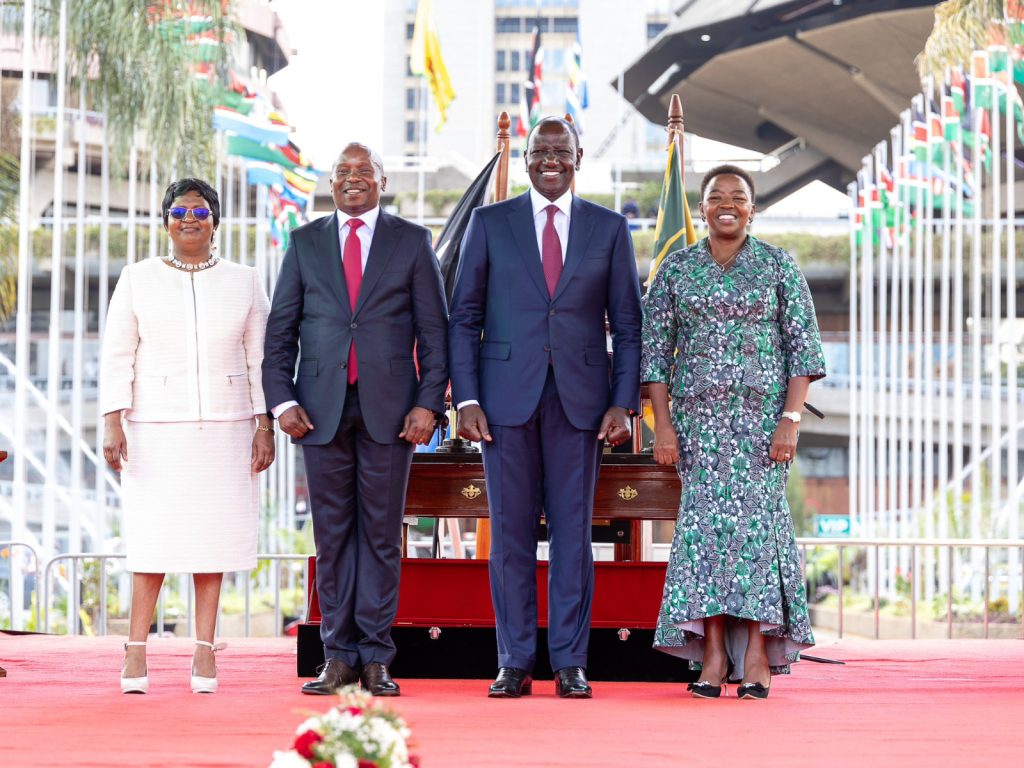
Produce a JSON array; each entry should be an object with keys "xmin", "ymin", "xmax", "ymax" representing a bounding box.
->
[{"xmin": 918, "ymin": 0, "xmax": 1008, "ymax": 81}]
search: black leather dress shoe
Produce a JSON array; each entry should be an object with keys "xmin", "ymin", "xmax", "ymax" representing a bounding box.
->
[
  {"xmin": 301, "ymin": 659, "xmax": 360, "ymax": 695},
  {"xmin": 554, "ymin": 666, "xmax": 592, "ymax": 698},
  {"xmin": 361, "ymin": 662, "xmax": 401, "ymax": 697},
  {"xmin": 488, "ymin": 667, "xmax": 533, "ymax": 698}
]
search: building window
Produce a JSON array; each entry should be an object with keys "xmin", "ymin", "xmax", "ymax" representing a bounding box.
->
[
  {"xmin": 510, "ymin": 50, "xmax": 520, "ymax": 71},
  {"xmin": 647, "ymin": 22, "xmax": 667, "ymax": 39},
  {"xmin": 510, "ymin": 83, "xmax": 520, "ymax": 105},
  {"xmin": 496, "ymin": 83, "xmax": 506, "ymax": 105},
  {"xmin": 406, "ymin": 88, "xmax": 416, "ymax": 110},
  {"xmin": 496, "ymin": 17, "xmax": 522, "ymax": 33},
  {"xmin": 553, "ymin": 17, "xmax": 578, "ymax": 34},
  {"xmin": 406, "ymin": 22, "xmax": 415, "ymax": 40},
  {"xmin": 406, "ymin": 56, "xmax": 413, "ymax": 76},
  {"xmin": 496, "ymin": 50, "xmax": 506, "ymax": 71},
  {"xmin": 406, "ymin": 121, "xmax": 416, "ymax": 143},
  {"xmin": 510, "ymin": 148, "xmax": 522, "ymax": 159}
]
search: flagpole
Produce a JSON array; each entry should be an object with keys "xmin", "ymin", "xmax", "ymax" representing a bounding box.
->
[
  {"xmin": 898, "ymin": 109, "xmax": 913, "ymax": 597},
  {"xmin": 923, "ymin": 83, "xmax": 937, "ymax": 602},
  {"xmin": 873, "ymin": 142, "xmax": 890, "ymax": 557},
  {"xmin": 950, "ymin": 72, "xmax": 966, "ymax": 596},
  {"xmin": 1004, "ymin": 44, "xmax": 1019, "ymax": 614},
  {"xmin": 936, "ymin": 73, "xmax": 953, "ymax": 603},
  {"xmin": 43, "ymin": 0, "xmax": 69, "ymax": 563},
  {"xmin": 989, "ymin": 58, "xmax": 1003, "ymax": 550},
  {"xmin": 70, "ymin": 77, "xmax": 87, "ymax": 556},
  {"xmin": 969, "ymin": 89, "xmax": 984, "ymax": 602},
  {"xmin": 848, "ymin": 179, "xmax": 859, "ymax": 538},
  {"xmin": 889, "ymin": 124, "xmax": 903, "ymax": 584},
  {"xmin": 418, "ymin": 78, "xmax": 427, "ymax": 225}
]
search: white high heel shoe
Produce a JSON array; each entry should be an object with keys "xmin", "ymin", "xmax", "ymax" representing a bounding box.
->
[
  {"xmin": 121, "ymin": 641, "xmax": 149, "ymax": 694},
  {"xmin": 190, "ymin": 640, "xmax": 227, "ymax": 693}
]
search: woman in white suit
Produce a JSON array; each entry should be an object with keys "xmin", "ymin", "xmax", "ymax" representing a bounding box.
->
[{"xmin": 101, "ymin": 178, "xmax": 274, "ymax": 694}]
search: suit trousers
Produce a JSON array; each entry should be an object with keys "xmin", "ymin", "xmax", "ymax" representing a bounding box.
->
[
  {"xmin": 303, "ymin": 384, "xmax": 414, "ymax": 668},
  {"xmin": 483, "ymin": 367, "xmax": 603, "ymax": 672}
]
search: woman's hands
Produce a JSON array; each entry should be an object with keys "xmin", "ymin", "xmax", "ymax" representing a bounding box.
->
[
  {"xmin": 102, "ymin": 412, "xmax": 127, "ymax": 471},
  {"xmin": 653, "ymin": 424, "xmax": 680, "ymax": 466},
  {"xmin": 770, "ymin": 418, "xmax": 799, "ymax": 463},
  {"xmin": 252, "ymin": 417, "xmax": 276, "ymax": 473}
]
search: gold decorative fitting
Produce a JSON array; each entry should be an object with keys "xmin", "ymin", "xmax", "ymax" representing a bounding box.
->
[
  {"xmin": 461, "ymin": 484, "xmax": 482, "ymax": 499},
  {"xmin": 618, "ymin": 485, "xmax": 638, "ymax": 501}
]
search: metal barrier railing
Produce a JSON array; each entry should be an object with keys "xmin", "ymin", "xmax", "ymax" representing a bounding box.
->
[
  {"xmin": 797, "ymin": 538, "xmax": 1024, "ymax": 640},
  {"xmin": 41, "ymin": 553, "xmax": 309, "ymax": 637},
  {"xmin": 0, "ymin": 540, "xmax": 40, "ymax": 630},
  {"xmin": 31, "ymin": 541, "xmax": 1024, "ymax": 640}
]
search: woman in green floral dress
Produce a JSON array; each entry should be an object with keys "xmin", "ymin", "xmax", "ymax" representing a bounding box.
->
[{"xmin": 641, "ymin": 165, "xmax": 825, "ymax": 699}]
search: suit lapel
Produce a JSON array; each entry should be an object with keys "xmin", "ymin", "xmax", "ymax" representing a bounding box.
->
[
  {"xmin": 552, "ymin": 196, "xmax": 593, "ymax": 301},
  {"xmin": 507, "ymin": 192, "xmax": 550, "ymax": 301},
  {"xmin": 319, "ymin": 213, "xmax": 351, "ymax": 314},
  {"xmin": 354, "ymin": 210, "xmax": 400, "ymax": 316}
]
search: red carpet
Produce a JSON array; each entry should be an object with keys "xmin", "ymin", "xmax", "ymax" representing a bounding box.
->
[{"xmin": 1, "ymin": 634, "xmax": 1021, "ymax": 767}]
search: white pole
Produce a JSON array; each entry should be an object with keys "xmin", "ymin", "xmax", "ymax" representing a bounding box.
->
[
  {"xmin": 847, "ymin": 181, "xmax": 860, "ymax": 537},
  {"xmin": 12, "ymin": 0, "xmax": 36, "ymax": 630},
  {"xmin": 873, "ymin": 143, "xmax": 890, "ymax": 556},
  {"xmin": 148, "ymin": 157, "xmax": 158, "ymax": 260},
  {"xmin": 888, "ymin": 125, "xmax": 903, "ymax": 581},
  {"xmin": 225, "ymin": 148, "xmax": 235, "ymax": 263},
  {"xmin": 911, "ymin": 96, "xmax": 926, "ymax": 586},
  {"xmin": 240, "ymin": 160, "xmax": 250, "ymax": 269},
  {"xmin": 922, "ymin": 84, "xmax": 937, "ymax": 604},
  {"xmin": 936, "ymin": 82, "xmax": 953, "ymax": 603},
  {"xmin": 1005, "ymin": 69, "xmax": 1019, "ymax": 614},
  {"xmin": 417, "ymin": 79, "xmax": 427, "ymax": 224},
  {"xmin": 949, "ymin": 83, "xmax": 966, "ymax": 595},
  {"xmin": 94, "ymin": 118, "xmax": 111, "ymax": 545},
  {"xmin": 70, "ymin": 78, "xmax": 86, "ymax": 554},
  {"xmin": 990, "ymin": 83, "xmax": 1002, "ymax": 547},
  {"xmin": 44, "ymin": 0, "xmax": 69, "ymax": 561},
  {"xmin": 969, "ymin": 98, "xmax": 984, "ymax": 601},
  {"xmin": 127, "ymin": 140, "xmax": 138, "ymax": 265}
]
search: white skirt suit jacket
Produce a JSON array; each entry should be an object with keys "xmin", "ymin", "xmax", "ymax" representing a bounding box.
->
[{"xmin": 99, "ymin": 257, "xmax": 270, "ymax": 573}]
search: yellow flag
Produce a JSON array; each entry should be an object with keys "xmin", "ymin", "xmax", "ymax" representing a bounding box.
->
[{"xmin": 410, "ymin": 0, "xmax": 456, "ymax": 130}]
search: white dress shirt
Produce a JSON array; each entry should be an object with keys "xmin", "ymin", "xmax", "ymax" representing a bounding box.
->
[
  {"xmin": 271, "ymin": 206, "xmax": 381, "ymax": 419},
  {"xmin": 457, "ymin": 188, "xmax": 573, "ymax": 412},
  {"xmin": 529, "ymin": 186, "xmax": 571, "ymax": 264}
]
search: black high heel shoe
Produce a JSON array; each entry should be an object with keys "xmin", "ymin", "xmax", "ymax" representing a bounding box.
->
[
  {"xmin": 686, "ymin": 676, "xmax": 728, "ymax": 699},
  {"xmin": 736, "ymin": 681, "xmax": 770, "ymax": 700}
]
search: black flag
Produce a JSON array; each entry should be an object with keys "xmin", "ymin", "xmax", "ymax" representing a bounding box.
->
[{"xmin": 436, "ymin": 151, "xmax": 501, "ymax": 304}]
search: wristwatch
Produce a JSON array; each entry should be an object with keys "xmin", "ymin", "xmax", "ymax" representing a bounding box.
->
[{"xmin": 781, "ymin": 411, "xmax": 802, "ymax": 424}]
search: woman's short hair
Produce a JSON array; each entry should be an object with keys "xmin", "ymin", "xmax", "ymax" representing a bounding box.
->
[
  {"xmin": 161, "ymin": 178, "xmax": 221, "ymax": 228},
  {"xmin": 700, "ymin": 164, "xmax": 756, "ymax": 202}
]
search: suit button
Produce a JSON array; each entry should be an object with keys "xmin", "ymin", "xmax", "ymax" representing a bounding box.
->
[
  {"xmin": 549, "ymin": 309, "xmax": 556, "ymax": 316},
  {"xmin": 340, "ymin": 361, "xmax": 347, "ymax": 368},
  {"xmin": 350, "ymin": 322, "xmax": 358, "ymax": 329}
]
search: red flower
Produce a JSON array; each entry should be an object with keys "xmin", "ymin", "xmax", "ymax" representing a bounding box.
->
[
  {"xmin": 346, "ymin": 706, "xmax": 364, "ymax": 716},
  {"xmin": 293, "ymin": 730, "xmax": 323, "ymax": 759},
  {"xmin": 409, "ymin": 755, "xmax": 421, "ymax": 767},
  {"xmin": 357, "ymin": 761, "xmax": 377, "ymax": 768},
  {"xmin": 311, "ymin": 764, "xmax": 332, "ymax": 768}
]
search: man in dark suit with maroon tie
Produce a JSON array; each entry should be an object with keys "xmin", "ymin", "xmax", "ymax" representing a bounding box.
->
[
  {"xmin": 448, "ymin": 118, "xmax": 642, "ymax": 698},
  {"xmin": 263, "ymin": 143, "xmax": 448, "ymax": 697}
]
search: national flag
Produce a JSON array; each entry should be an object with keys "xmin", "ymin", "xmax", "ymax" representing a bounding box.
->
[
  {"xmin": 245, "ymin": 160, "xmax": 286, "ymax": 188},
  {"xmin": 941, "ymin": 94, "xmax": 962, "ymax": 143},
  {"xmin": 971, "ymin": 50, "xmax": 996, "ymax": 109},
  {"xmin": 409, "ymin": 0, "xmax": 456, "ymax": 131},
  {"xmin": 436, "ymin": 152, "xmax": 501, "ymax": 303},
  {"xmin": 949, "ymin": 67, "xmax": 966, "ymax": 115},
  {"xmin": 910, "ymin": 105, "xmax": 928, "ymax": 162},
  {"xmin": 647, "ymin": 134, "xmax": 697, "ymax": 283},
  {"xmin": 226, "ymin": 135, "xmax": 301, "ymax": 171},
  {"xmin": 212, "ymin": 107, "xmax": 290, "ymax": 145},
  {"xmin": 564, "ymin": 31, "xmax": 589, "ymax": 135},
  {"xmin": 516, "ymin": 21, "xmax": 544, "ymax": 138},
  {"xmin": 927, "ymin": 97, "xmax": 944, "ymax": 163},
  {"xmin": 984, "ymin": 44, "xmax": 1024, "ymax": 141}
]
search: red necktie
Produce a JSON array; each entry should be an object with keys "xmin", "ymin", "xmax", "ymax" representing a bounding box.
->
[
  {"xmin": 343, "ymin": 219, "xmax": 363, "ymax": 384},
  {"xmin": 542, "ymin": 204, "xmax": 562, "ymax": 297}
]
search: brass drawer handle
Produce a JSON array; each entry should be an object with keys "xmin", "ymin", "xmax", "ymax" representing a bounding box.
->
[
  {"xmin": 618, "ymin": 485, "xmax": 638, "ymax": 500},
  {"xmin": 461, "ymin": 484, "xmax": 482, "ymax": 499}
]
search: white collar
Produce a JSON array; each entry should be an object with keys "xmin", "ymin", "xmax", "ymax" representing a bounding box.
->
[
  {"xmin": 529, "ymin": 187, "xmax": 572, "ymax": 219},
  {"xmin": 336, "ymin": 206, "xmax": 381, "ymax": 233}
]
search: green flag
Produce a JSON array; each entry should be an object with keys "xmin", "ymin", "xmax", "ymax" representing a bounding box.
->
[{"xmin": 647, "ymin": 135, "xmax": 697, "ymax": 283}]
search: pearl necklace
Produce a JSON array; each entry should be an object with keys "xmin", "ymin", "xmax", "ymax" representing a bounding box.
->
[{"xmin": 164, "ymin": 254, "xmax": 220, "ymax": 271}]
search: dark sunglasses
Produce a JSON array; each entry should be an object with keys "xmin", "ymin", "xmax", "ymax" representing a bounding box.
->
[{"xmin": 168, "ymin": 206, "xmax": 212, "ymax": 221}]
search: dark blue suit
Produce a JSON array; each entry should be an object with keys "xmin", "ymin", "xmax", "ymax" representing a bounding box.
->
[
  {"xmin": 448, "ymin": 192, "xmax": 641, "ymax": 671},
  {"xmin": 263, "ymin": 210, "xmax": 448, "ymax": 668}
]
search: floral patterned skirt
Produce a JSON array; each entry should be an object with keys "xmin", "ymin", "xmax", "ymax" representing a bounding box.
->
[{"xmin": 653, "ymin": 383, "xmax": 814, "ymax": 677}]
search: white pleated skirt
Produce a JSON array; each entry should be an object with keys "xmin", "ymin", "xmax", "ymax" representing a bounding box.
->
[{"xmin": 121, "ymin": 420, "xmax": 258, "ymax": 573}]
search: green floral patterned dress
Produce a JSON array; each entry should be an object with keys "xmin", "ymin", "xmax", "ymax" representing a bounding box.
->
[{"xmin": 641, "ymin": 236, "xmax": 826, "ymax": 676}]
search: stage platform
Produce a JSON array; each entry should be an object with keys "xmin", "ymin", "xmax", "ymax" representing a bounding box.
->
[{"xmin": 1, "ymin": 633, "xmax": 1021, "ymax": 767}]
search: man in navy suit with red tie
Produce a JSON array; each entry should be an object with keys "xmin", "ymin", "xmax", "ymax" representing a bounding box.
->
[
  {"xmin": 263, "ymin": 143, "xmax": 448, "ymax": 697},
  {"xmin": 449, "ymin": 117, "xmax": 642, "ymax": 698}
]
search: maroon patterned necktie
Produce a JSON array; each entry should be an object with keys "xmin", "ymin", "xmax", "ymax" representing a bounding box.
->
[
  {"xmin": 542, "ymin": 204, "xmax": 562, "ymax": 297},
  {"xmin": 343, "ymin": 219, "xmax": 363, "ymax": 384}
]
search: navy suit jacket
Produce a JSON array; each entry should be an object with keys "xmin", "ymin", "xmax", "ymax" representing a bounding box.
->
[
  {"xmin": 262, "ymin": 210, "xmax": 449, "ymax": 445},
  {"xmin": 448, "ymin": 192, "xmax": 641, "ymax": 431}
]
